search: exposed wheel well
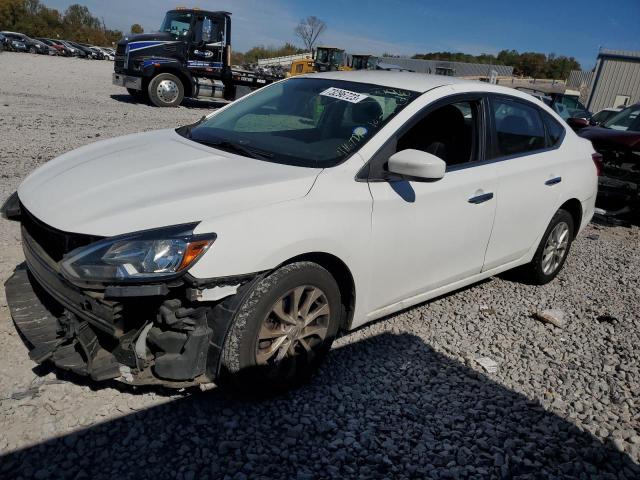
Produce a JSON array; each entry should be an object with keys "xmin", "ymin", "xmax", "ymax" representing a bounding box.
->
[
  {"xmin": 279, "ymin": 253, "xmax": 355, "ymax": 331},
  {"xmin": 559, "ymin": 199, "xmax": 583, "ymax": 238}
]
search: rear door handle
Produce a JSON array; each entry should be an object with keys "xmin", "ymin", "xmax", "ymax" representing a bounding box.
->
[
  {"xmin": 545, "ymin": 176, "xmax": 562, "ymax": 186},
  {"xmin": 468, "ymin": 192, "xmax": 494, "ymax": 204}
]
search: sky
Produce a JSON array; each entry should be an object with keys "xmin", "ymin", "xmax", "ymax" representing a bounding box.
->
[{"xmin": 44, "ymin": 0, "xmax": 640, "ymax": 69}]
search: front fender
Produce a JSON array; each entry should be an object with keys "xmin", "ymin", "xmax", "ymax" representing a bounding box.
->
[{"xmin": 187, "ymin": 166, "xmax": 373, "ymax": 322}]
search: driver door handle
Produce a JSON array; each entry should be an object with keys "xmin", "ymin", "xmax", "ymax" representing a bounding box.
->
[
  {"xmin": 468, "ymin": 192, "xmax": 494, "ymax": 204},
  {"xmin": 545, "ymin": 176, "xmax": 562, "ymax": 186}
]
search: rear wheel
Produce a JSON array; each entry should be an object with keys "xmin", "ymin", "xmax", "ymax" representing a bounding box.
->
[
  {"xmin": 148, "ymin": 73, "xmax": 184, "ymax": 107},
  {"xmin": 220, "ymin": 262, "xmax": 342, "ymax": 391},
  {"xmin": 127, "ymin": 88, "xmax": 149, "ymax": 103},
  {"xmin": 517, "ymin": 209, "xmax": 574, "ymax": 285}
]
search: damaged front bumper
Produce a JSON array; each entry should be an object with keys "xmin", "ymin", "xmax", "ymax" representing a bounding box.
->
[{"xmin": 5, "ymin": 225, "xmax": 256, "ymax": 388}]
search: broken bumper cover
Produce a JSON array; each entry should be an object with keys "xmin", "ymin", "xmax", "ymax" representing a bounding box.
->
[
  {"xmin": 5, "ymin": 265, "xmax": 122, "ymax": 381},
  {"xmin": 4, "ymin": 227, "xmax": 244, "ymax": 387}
]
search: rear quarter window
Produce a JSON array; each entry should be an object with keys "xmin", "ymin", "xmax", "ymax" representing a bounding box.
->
[{"xmin": 543, "ymin": 112, "xmax": 565, "ymax": 147}]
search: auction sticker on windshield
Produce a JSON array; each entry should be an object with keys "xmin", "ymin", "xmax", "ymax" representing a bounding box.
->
[{"xmin": 320, "ymin": 87, "xmax": 368, "ymax": 103}]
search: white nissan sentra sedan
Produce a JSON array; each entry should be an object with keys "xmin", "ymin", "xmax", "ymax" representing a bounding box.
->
[{"xmin": 2, "ymin": 72, "xmax": 599, "ymax": 389}]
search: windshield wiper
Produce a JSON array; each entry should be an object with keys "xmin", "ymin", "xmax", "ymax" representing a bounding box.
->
[{"xmin": 201, "ymin": 140, "xmax": 274, "ymax": 160}]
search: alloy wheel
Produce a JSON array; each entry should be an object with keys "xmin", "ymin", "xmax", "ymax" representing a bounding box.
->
[
  {"xmin": 541, "ymin": 222, "xmax": 570, "ymax": 275},
  {"xmin": 256, "ymin": 286, "xmax": 330, "ymax": 365}
]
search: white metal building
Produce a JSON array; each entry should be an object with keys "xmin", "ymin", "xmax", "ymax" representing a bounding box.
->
[{"xmin": 585, "ymin": 49, "xmax": 640, "ymax": 112}]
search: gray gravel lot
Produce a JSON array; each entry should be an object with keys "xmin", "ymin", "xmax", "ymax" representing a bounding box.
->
[{"xmin": 0, "ymin": 52, "xmax": 639, "ymax": 479}]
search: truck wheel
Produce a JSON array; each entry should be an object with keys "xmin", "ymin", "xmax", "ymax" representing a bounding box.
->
[
  {"xmin": 127, "ymin": 88, "xmax": 149, "ymax": 103},
  {"xmin": 223, "ymin": 83, "xmax": 237, "ymax": 101},
  {"xmin": 148, "ymin": 73, "xmax": 184, "ymax": 107},
  {"xmin": 220, "ymin": 262, "xmax": 342, "ymax": 392}
]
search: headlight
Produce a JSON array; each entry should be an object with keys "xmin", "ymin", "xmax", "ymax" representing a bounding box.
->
[{"xmin": 60, "ymin": 223, "xmax": 215, "ymax": 283}]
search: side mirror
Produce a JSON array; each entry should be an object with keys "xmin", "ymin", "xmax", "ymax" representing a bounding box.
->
[
  {"xmin": 201, "ymin": 18, "xmax": 213, "ymax": 43},
  {"xmin": 566, "ymin": 117, "xmax": 589, "ymax": 131},
  {"xmin": 387, "ymin": 149, "xmax": 446, "ymax": 181}
]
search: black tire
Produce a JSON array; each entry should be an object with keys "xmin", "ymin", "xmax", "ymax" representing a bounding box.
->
[
  {"xmin": 220, "ymin": 262, "xmax": 342, "ymax": 391},
  {"xmin": 148, "ymin": 73, "xmax": 184, "ymax": 107},
  {"xmin": 127, "ymin": 88, "xmax": 149, "ymax": 103},
  {"xmin": 517, "ymin": 209, "xmax": 575, "ymax": 285},
  {"xmin": 223, "ymin": 83, "xmax": 237, "ymax": 101},
  {"xmin": 29, "ymin": 47, "xmax": 36, "ymax": 54}
]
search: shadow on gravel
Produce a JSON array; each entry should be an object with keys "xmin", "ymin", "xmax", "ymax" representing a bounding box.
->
[
  {"xmin": 109, "ymin": 94, "xmax": 229, "ymax": 110},
  {"xmin": 2, "ymin": 333, "xmax": 639, "ymax": 479}
]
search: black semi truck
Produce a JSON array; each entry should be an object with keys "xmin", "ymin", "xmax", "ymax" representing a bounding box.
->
[{"xmin": 113, "ymin": 8, "xmax": 276, "ymax": 107}]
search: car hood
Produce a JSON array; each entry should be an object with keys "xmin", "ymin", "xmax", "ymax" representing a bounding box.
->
[
  {"xmin": 18, "ymin": 129, "xmax": 321, "ymax": 237},
  {"xmin": 119, "ymin": 32, "xmax": 176, "ymax": 46},
  {"xmin": 579, "ymin": 126, "xmax": 640, "ymax": 149}
]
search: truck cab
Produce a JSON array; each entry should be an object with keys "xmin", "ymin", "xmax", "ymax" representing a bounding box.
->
[{"xmin": 113, "ymin": 9, "xmax": 271, "ymax": 106}]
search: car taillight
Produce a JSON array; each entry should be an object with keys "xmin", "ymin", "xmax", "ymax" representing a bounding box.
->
[{"xmin": 592, "ymin": 152, "xmax": 603, "ymax": 176}]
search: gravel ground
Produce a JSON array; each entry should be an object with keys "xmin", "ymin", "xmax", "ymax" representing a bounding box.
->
[{"xmin": 1, "ymin": 52, "xmax": 639, "ymax": 479}]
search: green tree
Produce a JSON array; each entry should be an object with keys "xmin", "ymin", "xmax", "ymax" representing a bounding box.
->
[
  {"xmin": 0, "ymin": 0, "xmax": 122, "ymax": 45},
  {"xmin": 130, "ymin": 23, "xmax": 143, "ymax": 34},
  {"xmin": 411, "ymin": 48, "xmax": 581, "ymax": 80}
]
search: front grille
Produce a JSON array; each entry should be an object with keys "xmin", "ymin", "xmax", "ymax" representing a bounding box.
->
[
  {"xmin": 20, "ymin": 205, "xmax": 102, "ymax": 262},
  {"xmin": 115, "ymin": 43, "xmax": 126, "ymax": 71}
]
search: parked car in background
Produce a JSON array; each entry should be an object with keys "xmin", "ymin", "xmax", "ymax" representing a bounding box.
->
[
  {"xmin": 2, "ymin": 72, "xmax": 598, "ymax": 390},
  {"xmin": 1, "ymin": 31, "xmax": 28, "ymax": 52},
  {"xmin": 590, "ymin": 107, "xmax": 623, "ymax": 126},
  {"xmin": 0, "ymin": 32, "xmax": 5, "ymax": 51},
  {"xmin": 2, "ymin": 32, "xmax": 50, "ymax": 54},
  {"xmin": 31, "ymin": 38, "xmax": 57, "ymax": 55},
  {"xmin": 87, "ymin": 45, "xmax": 105, "ymax": 60},
  {"xmin": 56, "ymin": 40, "xmax": 80, "ymax": 57},
  {"xmin": 66, "ymin": 41, "xmax": 92, "ymax": 58},
  {"xmin": 97, "ymin": 47, "xmax": 115, "ymax": 61},
  {"xmin": 36, "ymin": 38, "xmax": 70, "ymax": 56},
  {"xmin": 579, "ymin": 103, "xmax": 640, "ymax": 218},
  {"xmin": 516, "ymin": 87, "xmax": 592, "ymax": 130}
]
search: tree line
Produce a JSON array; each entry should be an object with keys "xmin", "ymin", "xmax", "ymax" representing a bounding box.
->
[
  {"xmin": 412, "ymin": 50, "xmax": 582, "ymax": 80},
  {"xmin": 0, "ymin": 0, "xmax": 124, "ymax": 45}
]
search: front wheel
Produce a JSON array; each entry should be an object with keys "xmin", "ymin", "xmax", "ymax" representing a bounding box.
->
[
  {"xmin": 148, "ymin": 73, "xmax": 184, "ymax": 107},
  {"xmin": 518, "ymin": 209, "xmax": 574, "ymax": 285},
  {"xmin": 220, "ymin": 262, "xmax": 342, "ymax": 391}
]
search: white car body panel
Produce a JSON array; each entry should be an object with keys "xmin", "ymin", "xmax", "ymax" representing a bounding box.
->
[
  {"xmin": 18, "ymin": 129, "xmax": 321, "ymax": 237},
  {"xmin": 16, "ymin": 72, "xmax": 598, "ymax": 331}
]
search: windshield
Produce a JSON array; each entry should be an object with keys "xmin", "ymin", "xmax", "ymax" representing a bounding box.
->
[
  {"xmin": 602, "ymin": 105, "xmax": 640, "ymax": 131},
  {"xmin": 180, "ymin": 78, "xmax": 419, "ymax": 167},
  {"xmin": 352, "ymin": 57, "xmax": 369, "ymax": 70},
  {"xmin": 160, "ymin": 11, "xmax": 193, "ymax": 37}
]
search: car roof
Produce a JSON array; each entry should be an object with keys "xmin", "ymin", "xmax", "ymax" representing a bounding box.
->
[
  {"xmin": 302, "ymin": 71, "xmax": 471, "ymax": 92},
  {"xmin": 301, "ymin": 71, "xmax": 535, "ymax": 98}
]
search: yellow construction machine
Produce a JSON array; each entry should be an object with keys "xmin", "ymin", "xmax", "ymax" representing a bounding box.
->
[{"xmin": 288, "ymin": 46, "xmax": 352, "ymax": 77}]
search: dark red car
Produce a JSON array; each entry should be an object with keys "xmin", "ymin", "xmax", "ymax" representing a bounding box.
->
[{"xmin": 578, "ymin": 103, "xmax": 640, "ymax": 219}]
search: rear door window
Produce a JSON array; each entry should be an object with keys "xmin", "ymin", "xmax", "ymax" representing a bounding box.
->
[{"xmin": 490, "ymin": 97, "xmax": 546, "ymax": 158}]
